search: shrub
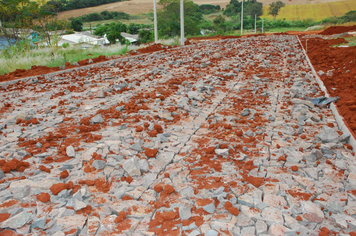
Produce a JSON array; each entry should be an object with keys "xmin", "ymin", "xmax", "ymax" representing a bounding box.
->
[
  {"xmin": 71, "ymin": 19, "xmax": 83, "ymax": 31},
  {"xmin": 138, "ymin": 30, "xmax": 153, "ymax": 44},
  {"xmin": 62, "ymin": 43, "xmax": 70, "ymax": 48},
  {"xmin": 128, "ymin": 23, "xmax": 140, "ymax": 34},
  {"xmin": 199, "ymin": 4, "xmax": 220, "ymax": 14}
]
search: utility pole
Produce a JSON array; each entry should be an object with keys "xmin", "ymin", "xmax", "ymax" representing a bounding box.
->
[
  {"xmin": 240, "ymin": 0, "xmax": 243, "ymax": 35},
  {"xmin": 254, "ymin": 14, "xmax": 256, "ymax": 34},
  {"xmin": 180, "ymin": 0, "xmax": 184, "ymax": 45},
  {"xmin": 153, "ymin": 0, "xmax": 158, "ymax": 43}
]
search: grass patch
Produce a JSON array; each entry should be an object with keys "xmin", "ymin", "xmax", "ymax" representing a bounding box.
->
[
  {"xmin": 344, "ymin": 35, "xmax": 356, "ymax": 46},
  {"xmin": 332, "ymin": 35, "xmax": 356, "ymax": 47},
  {"xmin": 265, "ymin": 27, "xmax": 308, "ymax": 33},
  {"xmin": 0, "ymin": 44, "xmax": 134, "ymax": 75}
]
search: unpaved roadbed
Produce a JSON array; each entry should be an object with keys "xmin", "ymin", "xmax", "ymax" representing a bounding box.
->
[{"xmin": 0, "ymin": 35, "xmax": 355, "ymax": 235}]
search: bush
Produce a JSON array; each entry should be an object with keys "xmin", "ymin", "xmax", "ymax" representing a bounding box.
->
[
  {"xmin": 62, "ymin": 43, "xmax": 70, "ymax": 48},
  {"xmin": 128, "ymin": 23, "xmax": 140, "ymax": 34},
  {"xmin": 138, "ymin": 30, "xmax": 152, "ymax": 44},
  {"xmin": 199, "ymin": 4, "xmax": 220, "ymax": 14},
  {"xmin": 82, "ymin": 13, "xmax": 103, "ymax": 21},
  {"xmin": 114, "ymin": 12, "xmax": 130, "ymax": 20},
  {"xmin": 213, "ymin": 15, "xmax": 225, "ymax": 25},
  {"xmin": 74, "ymin": 11, "xmax": 130, "ymax": 23},
  {"xmin": 342, "ymin": 11, "xmax": 356, "ymax": 22},
  {"xmin": 199, "ymin": 21, "xmax": 214, "ymax": 30},
  {"xmin": 107, "ymin": 31, "xmax": 124, "ymax": 44},
  {"xmin": 94, "ymin": 22, "xmax": 127, "ymax": 44},
  {"xmin": 71, "ymin": 19, "xmax": 83, "ymax": 31}
]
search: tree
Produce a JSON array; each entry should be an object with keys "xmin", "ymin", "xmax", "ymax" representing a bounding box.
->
[
  {"xmin": 199, "ymin": 4, "xmax": 220, "ymax": 14},
  {"xmin": 94, "ymin": 22, "xmax": 126, "ymax": 44},
  {"xmin": 213, "ymin": 15, "xmax": 225, "ymax": 25},
  {"xmin": 106, "ymin": 30, "xmax": 124, "ymax": 44},
  {"xmin": 71, "ymin": 18, "xmax": 83, "ymax": 31},
  {"xmin": 138, "ymin": 30, "xmax": 152, "ymax": 44},
  {"xmin": 224, "ymin": 0, "xmax": 262, "ymax": 19},
  {"xmin": 0, "ymin": 0, "xmax": 64, "ymax": 46},
  {"xmin": 128, "ymin": 23, "xmax": 140, "ymax": 34},
  {"xmin": 0, "ymin": 0, "xmax": 37, "ymax": 40},
  {"xmin": 245, "ymin": 2, "xmax": 263, "ymax": 18},
  {"xmin": 157, "ymin": 0, "xmax": 203, "ymax": 37},
  {"xmin": 268, "ymin": 1, "xmax": 285, "ymax": 20},
  {"xmin": 223, "ymin": 0, "xmax": 241, "ymax": 17}
]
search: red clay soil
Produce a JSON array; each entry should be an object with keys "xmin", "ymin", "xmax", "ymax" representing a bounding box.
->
[
  {"xmin": 285, "ymin": 30, "xmax": 324, "ymax": 35},
  {"xmin": 136, "ymin": 44, "xmax": 166, "ymax": 54},
  {"xmin": 319, "ymin": 26, "xmax": 356, "ymax": 35},
  {"xmin": 300, "ymin": 31, "xmax": 356, "ymax": 136}
]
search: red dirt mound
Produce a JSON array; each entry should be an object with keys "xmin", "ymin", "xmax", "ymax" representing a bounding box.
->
[
  {"xmin": 319, "ymin": 26, "xmax": 356, "ymax": 35},
  {"xmin": 301, "ymin": 36, "xmax": 356, "ymax": 136},
  {"xmin": 136, "ymin": 44, "xmax": 173, "ymax": 54}
]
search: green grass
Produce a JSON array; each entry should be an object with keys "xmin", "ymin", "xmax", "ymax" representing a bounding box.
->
[
  {"xmin": 0, "ymin": 35, "xmax": 186, "ymax": 75},
  {"xmin": 0, "ymin": 43, "xmax": 134, "ymax": 75},
  {"xmin": 265, "ymin": 27, "xmax": 308, "ymax": 33},
  {"xmin": 342, "ymin": 35, "xmax": 356, "ymax": 46},
  {"xmin": 332, "ymin": 35, "xmax": 356, "ymax": 47}
]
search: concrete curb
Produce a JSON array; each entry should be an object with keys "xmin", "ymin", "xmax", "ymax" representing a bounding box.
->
[{"xmin": 296, "ymin": 35, "xmax": 356, "ymax": 152}]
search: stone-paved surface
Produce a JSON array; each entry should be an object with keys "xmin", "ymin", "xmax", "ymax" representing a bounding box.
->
[{"xmin": 0, "ymin": 35, "xmax": 355, "ymax": 235}]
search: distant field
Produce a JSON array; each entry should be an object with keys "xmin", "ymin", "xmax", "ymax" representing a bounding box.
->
[
  {"xmin": 57, "ymin": 0, "xmax": 348, "ymax": 20},
  {"xmin": 261, "ymin": 0, "xmax": 356, "ymax": 21}
]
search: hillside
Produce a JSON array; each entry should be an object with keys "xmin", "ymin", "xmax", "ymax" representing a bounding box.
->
[{"xmin": 57, "ymin": 0, "xmax": 349, "ymax": 19}]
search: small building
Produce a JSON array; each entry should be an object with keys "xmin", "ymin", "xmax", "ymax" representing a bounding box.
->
[
  {"xmin": 120, "ymin": 32, "xmax": 139, "ymax": 45},
  {"xmin": 58, "ymin": 32, "xmax": 109, "ymax": 47}
]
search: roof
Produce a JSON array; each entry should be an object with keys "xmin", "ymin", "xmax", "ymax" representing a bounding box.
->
[{"xmin": 58, "ymin": 32, "xmax": 109, "ymax": 46}]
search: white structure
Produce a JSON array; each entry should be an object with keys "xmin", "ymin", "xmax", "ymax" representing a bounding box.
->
[
  {"xmin": 120, "ymin": 32, "xmax": 138, "ymax": 44},
  {"xmin": 58, "ymin": 32, "xmax": 109, "ymax": 47}
]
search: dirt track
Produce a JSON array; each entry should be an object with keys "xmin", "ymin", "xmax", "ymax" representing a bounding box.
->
[{"xmin": 0, "ymin": 34, "xmax": 355, "ymax": 235}]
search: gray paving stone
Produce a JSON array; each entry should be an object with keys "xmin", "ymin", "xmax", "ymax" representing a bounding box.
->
[
  {"xmin": 90, "ymin": 114, "xmax": 104, "ymax": 124},
  {"xmin": 203, "ymin": 203, "xmax": 215, "ymax": 214},
  {"xmin": 123, "ymin": 157, "xmax": 141, "ymax": 177},
  {"xmin": 92, "ymin": 160, "xmax": 107, "ymax": 170},
  {"xmin": 66, "ymin": 145, "xmax": 75, "ymax": 157},
  {"xmin": 301, "ymin": 201, "xmax": 324, "ymax": 223},
  {"xmin": 1, "ymin": 211, "xmax": 32, "ymax": 229}
]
